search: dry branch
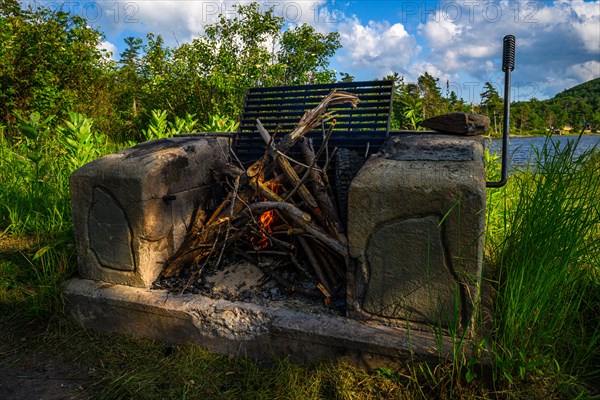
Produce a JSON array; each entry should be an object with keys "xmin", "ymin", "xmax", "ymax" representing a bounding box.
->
[
  {"xmin": 248, "ymin": 202, "xmax": 348, "ymax": 257},
  {"xmin": 281, "ymin": 90, "xmax": 359, "ymax": 150},
  {"xmin": 299, "ymin": 136, "xmax": 346, "ymax": 244},
  {"xmin": 161, "ymin": 89, "xmax": 358, "ymax": 300}
]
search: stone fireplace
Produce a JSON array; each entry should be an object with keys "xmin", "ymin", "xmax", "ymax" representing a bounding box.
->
[{"xmin": 66, "ymin": 131, "xmax": 485, "ymax": 366}]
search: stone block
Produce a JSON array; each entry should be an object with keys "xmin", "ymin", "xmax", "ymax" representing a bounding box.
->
[
  {"xmin": 347, "ymin": 133, "xmax": 486, "ymax": 330},
  {"xmin": 420, "ymin": 113, "xmax": 490, "ymax": 135},
  {"xmin": 70, "ymin": 137, "xmax": 228, "ymax": 287}
]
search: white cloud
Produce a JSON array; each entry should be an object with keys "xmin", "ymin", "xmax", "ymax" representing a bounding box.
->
[
  {"xmin": 419, "ymin": 17, "xmax": 461, "ymax": 47},
  {"xmin": 283, "ymin": 0, "xmax": 338, "ymax": 32},
  {"xmin": 89, "ymin": 0, "xmax": 330, "ymax": 45},
  {"xmin": 337, "ymin": 17, "xmax": 416, "ymax": 77},
  {"xmin": 408, "ymin": 61, "xmax": 453, "ymax": 83},
  {"xmin": 413, "ymin": 0, "xmax": 600, "ymax": 98},
  {"xmin": 97, "ymin": 40, "xmax": 118, "ymax": 60},
  {"xmin": 569, "ymin": 61, "xmax": 600, "ymax": 82},
  {"xmin": 569, "ymin": 0, "xmax": 600, "ymax": 53}
]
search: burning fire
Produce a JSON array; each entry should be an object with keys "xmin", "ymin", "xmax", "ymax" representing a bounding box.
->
[{"xmin": 253, "ymin": 182, "xmax": 280, "ymax": 249}]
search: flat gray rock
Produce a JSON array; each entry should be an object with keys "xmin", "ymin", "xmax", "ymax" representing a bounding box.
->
[{"xmin": 419, "ymin": 113, "xmax": 490, "ymax": 135}]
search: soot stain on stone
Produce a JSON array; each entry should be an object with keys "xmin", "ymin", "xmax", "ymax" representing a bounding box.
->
[
  {"xmin": 125, "ymin": 138, "xmax": 198, "ymax": 159},
  {"xmin": 184, "ymin": 145, "xmax": 196, "ymax": 154}
]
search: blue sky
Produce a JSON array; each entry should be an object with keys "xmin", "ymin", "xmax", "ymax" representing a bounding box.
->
[{"xmin": 23, "ymin": 0, "xmax": 600, "ymax": 102}]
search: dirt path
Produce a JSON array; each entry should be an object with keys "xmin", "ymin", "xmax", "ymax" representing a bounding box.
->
[
  {"xmin": 1, "ymin": 236, "xmax": 97, "ymax": 399},
  {"xmin": 0, "ymin": 352, "xmax": 96, "ymax": 400}
]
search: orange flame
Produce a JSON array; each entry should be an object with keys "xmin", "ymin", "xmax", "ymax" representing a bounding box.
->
[{"xmin": 253, "ymin": 182, "xmax": 280, "ymax": 249}]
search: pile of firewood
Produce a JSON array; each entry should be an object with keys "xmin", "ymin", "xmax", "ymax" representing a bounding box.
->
[{"xmin": 161, "ymin": 90, "xmax": 360, "ymax": 304}]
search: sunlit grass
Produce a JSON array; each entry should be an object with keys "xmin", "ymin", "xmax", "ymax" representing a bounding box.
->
[
  {"xmin": 486, "ymin": 136, "xmax": 600, "ymax": 396},
  {"xmin": 1, "ymin": 131, "xmax": 598, "ymax": 398}
]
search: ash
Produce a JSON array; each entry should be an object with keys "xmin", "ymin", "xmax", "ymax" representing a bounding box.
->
[{"xmin": 152, "ymin": 256, "xmax": 346, "ymax": 316}]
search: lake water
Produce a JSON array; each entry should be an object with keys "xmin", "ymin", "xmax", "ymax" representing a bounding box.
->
[{"xmin": 485, "ymin": 135, "xmax": 600, "ymax": 168}]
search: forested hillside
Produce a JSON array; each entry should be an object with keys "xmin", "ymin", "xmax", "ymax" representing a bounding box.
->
[{"xmin": 510, "ymin": 78, "xmax": 600, "ymax": 135}]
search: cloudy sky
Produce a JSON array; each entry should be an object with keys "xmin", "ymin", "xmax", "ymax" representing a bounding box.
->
[{"xmin": 26, "ymin": 0, "xmax": 600, "ymax": 102}]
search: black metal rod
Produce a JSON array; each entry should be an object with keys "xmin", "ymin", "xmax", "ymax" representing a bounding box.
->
[{"xmin": 487, "ymin": 35, "xmax": 515, "ymax": 188}]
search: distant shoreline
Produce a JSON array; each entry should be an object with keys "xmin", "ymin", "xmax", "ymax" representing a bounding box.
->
[{"xmin": 487, "ymin": 133, "xmax": 600, "ymax": 139}]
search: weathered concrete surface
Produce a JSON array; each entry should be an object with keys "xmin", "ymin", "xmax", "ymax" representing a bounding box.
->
[
  {"xmin": 347, "ymin": 133, "xmax": 486, "ymax": 332},
  {"xmin": 65, "ymin": 278, "xmax": 458, "ymax": 368},
  {"xmin": 70, "ymin": 137, "xmax": 229, "ymax": 287}
]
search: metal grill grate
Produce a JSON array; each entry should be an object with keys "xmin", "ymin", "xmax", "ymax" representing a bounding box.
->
[{"xmin": 234, "ymin": 80, "xmax": 394, "ymax": 163}]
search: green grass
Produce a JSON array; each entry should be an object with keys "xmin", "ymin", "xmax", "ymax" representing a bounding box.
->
[
  {"xmin": 1, "ymin": 130, "xmax": 599, "ymax": 398},
  {"xmin": 486, "ymin": 136, "xmax": 600, "ymax": 396},
  {"xmin": 0, "ymin": 315, "xmax": 447, "ymax": 400}
]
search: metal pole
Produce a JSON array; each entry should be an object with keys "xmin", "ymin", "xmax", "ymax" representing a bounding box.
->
[{"xmin": 487, "ymin": 35, "xmax": 515, "ymax": 188}]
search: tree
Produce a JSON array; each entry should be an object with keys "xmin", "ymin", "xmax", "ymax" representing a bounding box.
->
[
  {"xmin": 120, "ymin": 36, "xmax": 143, "ymax": 69},
  {"xmin": 0, "ymin": 0, "xmax": 21, "ymax": 17},
  {"xmin": 545, "ymin": 109, "xmax": 557, "ymax": 132},
  {"xmin": 117, "ymin": 37, "xmax": 143, "ymax": 117},
  {"xmin": 0, "ymin": 3, "xmax": 110, "ymax": 131},
  {"xmin": 386, "ymin": 73, "xmax": 426, "ymax": 130},
  {"xmin": 277, "ymin": 24, "xmax": 340, "ymax": 85},
  {"xmin": 512, "ymin": 102, "xmax": 531, "ymax": 135},
  {"xmin": 339, "ymin": 72, "xmax": 355, "ymax": 82},
  {"xmin": 526, "ymin": 98, "xmax": 545, "ymax": 132},
  {"xmin": 168, "ymin": 3, "xmax": 284, "ymax": 121},
  {"xmin": 448, "ymin": 90, "xmax": 467, "ymax": 112},
  {"xmin": 157, "ymin": 3, "xmax": 341, "ymax": 123},
  {"xmin": 480, "ymin": 82, "xmax": 503, "ymax": 135},
  {"xmin": 417, "ymin": 72, "xmax": 447, "ymax": 118},
  {"xmin": 383, "ymin": 73, "xmax": 406, "ymax": 129},
  {"xmin": 590, "ymin": 111, "xmax": 600, "ymax": 132},
  {"xmin": 139, "ymin": 34, "xmax": 171, "ymax": 112}
]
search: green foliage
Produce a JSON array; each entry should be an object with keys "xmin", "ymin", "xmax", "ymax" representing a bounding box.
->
[
  {"xmin": 0, "ymin": 144, "xmax": 70, "ymax": 236},
  {"xmin": 141, "ymin": 109, "xmax": 170, "ymax": 140},
  {"xmin": 0, "ymin": 111, "xmax": 110, "ymax": 236},
  {"xmin": 417, "ymin": 72, "xmax": 448, "ymax": 118},
  {"xmin": 339, "ymin": 72, "xmax": 355, "ymax": 82},
  {"xmin": 278, "ymin": 24, "xmax": 341, "ymax": 85},
  {"xmin": 200, "ymin": 114, "xmax": 239, "ymax": 132},
  {"xmin": 11, "ymin": 111, "xmax": 56, "ymax": 206},
  {"xmin": 487, "ymin": 138, "xmax": 600, "ymax": 394},
  {"xmin": 502, "ymin": 78, "xmax": 600, "ymax": 135},
  {"xmin": 56, "ymin": 113, "xmax": 106, "ymax": 171},
  {"xmin": 103, "ymin": 3, "xmax": 341, "ymax": 141},
  {"xmin": 400, "ymin": 99, "xmax": 424, "ymax": 130},
  {"xmin": 134, "ymin": 3, "xmax": 283, "ymax": 127},
  {"xmin": 385, "ymin": 72, "xmax": 468, "ymax": 130},
  {"xmin": 1, "ymin": 1, "xmax": 343, "ymax": 143},
  {"xmin": 141, "ymin": 110, "xmax": 201, "ymax": 141},
  {"xmin": 13, "ymin": 111, "xmax": 54, "ymax": 172},
  {"xmin": 170, "ymin": 113, "xmax": 199, "ymax": 135},
  {"xmin": 0, "ymin": 4, "xmax": 111, "ymax": 129},
  {"xmin": 0, "ymin": 0, "xmax": 22, "ymax": 17},
  {"xmin": 480, "ymin": 82, "xmax": 503, "ymax": 135},
  {"xmin": 553, "ymin": 77, "xmax": 600, "ymax": 110},
  {"xmin": 120, "ymin": 36, "xmax": 143, "ymax": 68}
]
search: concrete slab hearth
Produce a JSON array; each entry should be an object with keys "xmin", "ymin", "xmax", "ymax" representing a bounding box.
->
[{"xmin": 65, "ymin": 278, "xmax": 460, "ymax": 369}]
